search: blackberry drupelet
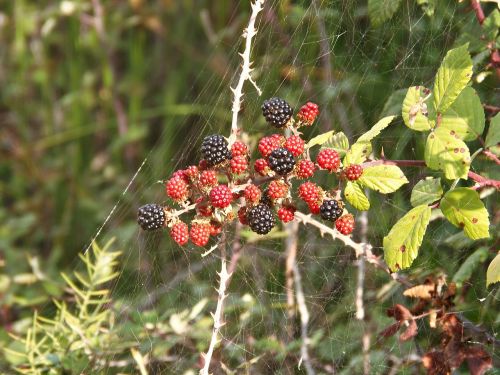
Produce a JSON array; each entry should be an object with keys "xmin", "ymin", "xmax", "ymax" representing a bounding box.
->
[
  {"xmin": 137, "ymin": 204, "xmax": 166, "ymax": 231},
  {"xmin": 268, "ymin": 147, "xmax": 295, "ymax": 175},
  {"xmin": 200, "ymin": 134, "xmax": 232, "ymax": 166},
  {"xmin": 247, "ymin": 203, "xmax": 276, "ymax": 234},
  {"xmin": 319, "ymin": 199, "xmax": 343, "ymax": 222},
  {"xmin": 261, "ymin": 97, "xmax": 293, "ymax": 128}
]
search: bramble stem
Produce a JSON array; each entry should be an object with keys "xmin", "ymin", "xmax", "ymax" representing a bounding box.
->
[{"xmin": 229, "ymin": 0, "xmax": 265, "ymax": 144}]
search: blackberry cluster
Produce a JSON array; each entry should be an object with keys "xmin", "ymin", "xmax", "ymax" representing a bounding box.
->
[
  {"xmin": 201, "ymin": 134, "xmax": 232, "ymax": 166},
  {"xmin": 247, "ymin": 203, "xmax": 276, "ymax": 234},
  {"xmin": 320, "ymin": 199, "xmax": 343, "ymax": 222},
  {"xmin": 262, "ymin": 97, "xmax": 293, "ymax": 128},
  {"xmin": 137, "ymin": 204, "xmax": 166, "ymax": 231},
  {"xmin": 268, "ymin": 147, "xmax": 295, "ymax": 175}
]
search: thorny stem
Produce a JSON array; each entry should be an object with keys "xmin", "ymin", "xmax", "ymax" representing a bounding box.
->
[{"xmin": 229, "ymin": 0, "xmax": 265, "ymax": 144}]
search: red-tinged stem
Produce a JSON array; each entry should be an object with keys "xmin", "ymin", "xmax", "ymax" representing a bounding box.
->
[
  {"xmin": 471, "ymin": 0, "xmax": 485, "ymax": 24},
  {"xmin": 483, "ymin": 150, "xmax": 500, "ymax": 166},
  {"xmin": 483, "ymin": 104, "xmax": 500, "ymax": 114}
]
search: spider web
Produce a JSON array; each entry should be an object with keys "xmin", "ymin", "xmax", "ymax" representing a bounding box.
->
[{"xmin": 59, "ymin": 1, "xmax": 496, "ymax": 373}]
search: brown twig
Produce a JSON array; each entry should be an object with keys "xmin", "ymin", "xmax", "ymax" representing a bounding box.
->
[{"xmin": 285, "ymin": 221, "xmax": 299, "ymax": 333}]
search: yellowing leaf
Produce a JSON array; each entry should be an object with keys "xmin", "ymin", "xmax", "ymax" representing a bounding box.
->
[
  {"xmin": 344, "ymin": 181, "xmax": 370, "ymax": 211},
  {"xmin": 410, "ymin": 177, "xmax": 443, "ymax": 207},
  {"xmin": 402, "ymin": 86, "xmax": 433, "ymax": 131},
  {"xmin": 344, "ymin": 142, "xmax": 372, "ymax": 165},
  {"xmin": 357, "ymin": 116, "xmax": 396, "ymax": 143},
  {"xmin": 440, "ymin": 188, "xmax": 490, "ymax": 240},
  {"xmin": 384, "ymin": 205, "xmax": 432, "ymax": 271},
  {"xmin": 306, "ymin": 131, "xmax": 335, "ymax": 148},
  {"xmin": 358, "ymin": 165, "xmax": 408, "ymax": 194},
  {"xmin": 486, "ymin": 252, "xmax": 500, "ymax": 287},
  {"xmin": 368, "ymin": 0, "xmax": 402, "ymax": 27},
  {"xmin": 433, "ymin": 44, "xmax": 473, "ymax": 114},
  {"xmin": 424, "ymin": 127, "xmax": 471, "ymax": 179},
  {"xmin": 440, "ymin": 87, "xmax": 485, "ymax": 141}
]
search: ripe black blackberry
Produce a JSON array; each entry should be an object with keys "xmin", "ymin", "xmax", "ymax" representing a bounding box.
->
[
  {"xmin": 262, "ymin": 97, "xmax": 293, "ymax": 128},
  {"xmin": 247, "ymin": 203, "xmax": 276, "ymax": 234},
  {"xmin": 200, "ymin": 134, "xmax": 232, "ymax": 166},
  {"xmin": 138, "ymin": 204, "xmax": 166, "ymax": 231},
  {"xmin": 319, "ymin": 199, "xmax": 343, "ymax": 222},
  {"xmin": 268, "ymin": 147, "xmax": 295, "ymax": 175},
  {"xmin": 260, "ymin": 189, "xmax": 274, "ymax": 207}
]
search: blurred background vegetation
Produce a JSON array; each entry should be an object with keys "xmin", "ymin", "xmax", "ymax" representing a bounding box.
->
[{"xmin": 0, "ymin": 0, "xmax": 498, "ymax": 373}]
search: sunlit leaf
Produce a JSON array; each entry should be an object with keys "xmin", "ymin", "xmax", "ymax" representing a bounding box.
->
[
  {"xmin": 344, "ymin": 181, "xmax": 370, "ymax": 210},
  {"xmin": 486, "ymin": 252, "xmax": 500, "ymax": 287},
  {"xmin": 306, "ymin": 130, "xmax": 335, "ymax": 148},
  {"xmin": 440, "ymin": 188, "xmax": 490, "ymax": 240},
  {"xmin": 485, "ymin": 113, "xmax": 500, "ymax": 149},
  {"xmin": 402, "ymin": 86, "xmax": 433, "ymax": 131},
  {"xmin": 410, "ymin": 177, "xmax": 443, "ymax": 207},
  {"xmin": 433, "ymin": 44, "xmax": 472, "ymax": 114},
  {"xmin": 384, "ymin": 205, "xmax": 432, "ymax": 271},
  {"xmin": 324, "ymin": 132, "xmax": 349, "ymax": 156},
  {"xmin": 358, "ymin": 165, "xmax": 408, "ymax": 194},
  {"xmin": 357, "ymin": 116, "xmax": 396, "ymax": 143},
  {"xmin": 344, "ymin": 142, "xmax": 372, "ymax": 165}
]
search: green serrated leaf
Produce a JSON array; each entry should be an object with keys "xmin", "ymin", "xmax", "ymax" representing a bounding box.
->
[
  {"xmin": 440, "ymin": 87, "xmax": 485, "ymax": 141},
  {"xmin": 452, "ymin": 247, "xmax": 489, "ymax": 288},
  {"xmin": 344, "ymin": 181, "xmax": 370, "ymax": 211},
  {"xmin": 384, "ymin": 205, "xmax": 432, "ymax": 271},
  {"xmin": 410, "ymin": 177, "xmax": 443, "ymax": 207},
  {"xmin": 402, "ymin": 86, "xmax": 433, "ymax": 131},
  {"xmin": 485, "ymin": 113, "xmax": 500, "ymax": 148},
  {"xmin": 433, "ymin": 44, "xmax": 473, "ymax": 114},
  {"xmin": 368, "ymin": 0, "xmax": 402, "ymax": 27},
  {"xmin": 358, "ymin": 165, "xmax": 408, "ymax": 194},
  {"xmin": 483, "ymin": 9, "xmax": 500, "ymax": 41},
  {"xmin": 324, "ymin": 132, "xmax": 349, "ymax": 156},
  {"xmin": 306, "ymin": 130, "xmax": 335, "ymax": 148},
  {"xmin": 486, "ymin": 252, "xmax": 500, "ymax": 287},
  {"xmin": 357, "ymin": 116, "xmax": 396, "ymax": 143},
  {"xmin": 344, "ymin": 142, "xmax": 372, "ymax": 165},
  {"xmin": 440, "ymin": 188, "xmax": 490, "ymax": 240},
  {"xmin": 424, "ymin": 127, "xmax": 471, "ymax": 179}
]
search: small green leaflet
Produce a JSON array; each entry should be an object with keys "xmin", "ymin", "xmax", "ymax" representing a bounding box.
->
[
  {"xmin": 357, "ymin": 116, "xmax": 396, "ymax": 143},
  {"xmin": 306, "ymin": 130, "xmax": 335, "ymax": 148},
  {"xmin": 424, "ymin": 127, "xmax": 470, "ymax": 179},
  {"xmin": 344, "ymin": 181, "xmax": 370, "ymax": 211},
  {"xmin": 410, "ymin": 177, "xmax": 443, "ymax": 207},
  {"xmin": 440, "ymin": 188, "xmax": 490, "ymax": 240},
  {"xmin": 433, "ymin": 44, "xmax": 473, "ymax": 114},
  {"xmin": 384, "ymin": 205, "xmax": 432, "ymax": 271},
  {"xmin": 440, "ymin": 87, "xmax": 485, "ymax": 141},
  {"xmin": 344, "ymin": 142, "xmax": 372, "ymax": 165},
  {"xmin": 324, "ymin": 132, "xmax": 349, "ymax": 156},
  {"xmin": 358, "ymin": 165, "xmax": 408, "ymax": 194},
  {"xmin": 368, "ymin": 0, "xmax": 402, "ymax": 27},
  {"xmin": 485, "ymin": 113, "xmax": 500, "ymax": 149},
  {"xmin": 486, "ymin": 252, "xmax": 500, "ymax": 287},
  {"xmin": 402, "ymin": 86, "xmax": 432, "ymax": 131},
  {"xmin": 452, "ymin": 247, "xmax": 488, "ymax": 288}
]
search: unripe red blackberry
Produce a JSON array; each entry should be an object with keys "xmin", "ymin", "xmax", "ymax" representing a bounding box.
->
[
  {"xmin": 171, "ymin": 169, "xmax": 189, "ymax": 183},
  {"xmin": 238, "ymin": 206, "xmax": 248, "ymax": 225},
  {"xmin": 298, "ymin": 182, "xmax": 321, "ymax": 204},
  {"xmin": 231, "ymin": 141, "xmax": 248, "ymax": 157},
  {"xmin": 230, "ymin": 155, "xmax": 248, "ymax": 174},
  {"xmin": 278, "ymin": 206, "xmax": 295, "ymax": 223},
  {"xmin": 247, "ymin": 203, "xmax": 276, "ymax": 234},
  {"xmin": 345, "ymin": 164, "xmax": 363, "ymax": 181},
  {"xmin": 190, "ymin": 222, "xmax": 211, "ymax": 246},
  {"xmin": 268, "ymin": 180, "xmax": 288, "ymax": 200},
  {"xmin": 170, "ymin": 221, "xmax": 189, "ymax": 245},
  {"xmin": 137, "ymin": 204, "xmax": 166, "ymax": 231},
  {"xmin": 268, "ymin": 147, "xmax": 295, "ymax": 175},
  {"xmin": 320, "ymin": 199, "xmax": 343, "ymax": 222},
  {"xmin": 196, "ymin": 203, "xmax": 213, "ymax": 217},
  {"xmin": 262, "ymin": 97, "xmax": 293, "ymax": 128},
  {"xmin": 199, "ymin": 170, "xmax": 218, "ymax": 187},
  {"xmin": 209, "ymin": 221, "xmax": 222, "ymax": 236},
  {"xmin": 184, "ymin": 165, "xmax": 199, "ymax": 180},
  {"xmin": 308, "ymin": 201, "xmax": 321, "ymax": 215},
  {"xmin": 254, "ymin": 158, "xmax": 269, "ymax": 176},
  {"xmin": 258, "ymin": 135, "xmax": 282, "ymax": 157},
  {"xmin": 201, "ymin": 134, "xmax": 232, "ymax": 166},
  {"xmin": 244, "ymin": 184, "xmax": 261, "ymax": 204},
  {"xmin": 297, "ymin": 102, "xmax": 319, "ymax": 125},
  {"xmin": 296, "ymin": 159, "xmax": 316, "ymax": 179},
  {"xmin": 166, "ymin": 176, "xmax": 189, "ymax": 201},
  {"xmin": 336, "ymin": 214, "xmax": 355, "ymax": 235},
  {"xmin": 284, "ymin": 135, "xmax": 305, "ymax": 157},
  {"xmin": 209, "ymin": 185, "xmax": 232, "ymax": 208},
  {"xmin": 317, "ymin": 148, "xmax": 340, "ymax": 172}
]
